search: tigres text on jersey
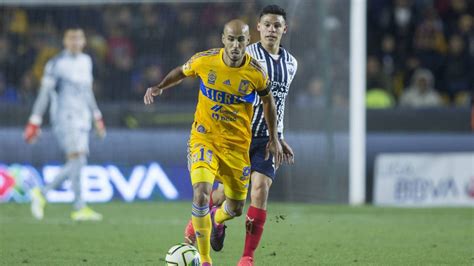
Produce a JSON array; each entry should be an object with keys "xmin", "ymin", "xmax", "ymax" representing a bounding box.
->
[{"xmin": 182, "ymin": 48, "xmax": 269, "ymax": 151}]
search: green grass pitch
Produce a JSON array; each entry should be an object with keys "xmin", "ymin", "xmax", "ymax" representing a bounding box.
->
[{"xmin": 0, "ymin": 202, "xmax": 472, "ymax": 265}]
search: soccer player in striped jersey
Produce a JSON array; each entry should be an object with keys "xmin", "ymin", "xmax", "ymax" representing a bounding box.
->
[
  {"xmin": 184, "ymin": 5, "xmax": 298, "ymax": 266},
  {"xmin": 24, "ymin": 27, "xmax": 106, "ymax": 221},
  {"xmin": 145, "ymin": 20, "xmax": 283, "ymax": 266}
]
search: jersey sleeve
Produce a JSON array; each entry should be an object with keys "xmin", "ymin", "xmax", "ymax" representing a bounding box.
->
[
  {"xmin": 254, "ymin": 68, "xmax": 270, "ymax": 96},
  {"xmin": 182, "ymin": 53, "xmax": 202, "ymax": 77},
  {"xmin": 292, "ymin": 57, "xmax": 298, "ymax": 79},
  {"xmin": 30, "ymin": 59, "xmax": 58, "ymax": 124},
  {"xmin": 41, "ymin": 60, "xmax": 58, "ymax": 89},
  {"xmin": 249, "ymin": 58, "xmax": 270, "ymax": 94},
  {"xmin": 258, "ymin": 74, "xmax": 270, "ymax": 92},
  {"xmin": 84, "ymin": 56, "xmax": 102, "ymax": 120}
]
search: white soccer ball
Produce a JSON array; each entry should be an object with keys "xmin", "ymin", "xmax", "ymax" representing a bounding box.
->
[{"xmin": 165, "ymin": 243, "xmax": 200, "ymax": 266}]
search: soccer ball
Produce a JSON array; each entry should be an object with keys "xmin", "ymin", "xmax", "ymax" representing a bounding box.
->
[{"xmin": 165, "ymin": 243, "xmax": 200, "ymax": 266}]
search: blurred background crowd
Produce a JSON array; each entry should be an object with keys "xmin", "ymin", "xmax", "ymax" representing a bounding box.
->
[
  {"xmin": 367, "ymin": 0, "xmax": 473, "ymax": 108},
  {"xmin": 0, "ymin": 0, "xmax": 472, "ymax": 109},
  {"xmin": 0, "ymin": 2, "xmax": 252, "ymax": 104}
]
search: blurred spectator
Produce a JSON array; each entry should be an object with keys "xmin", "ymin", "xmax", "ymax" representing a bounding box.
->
[
  {"xmin": 104, "ymin": 28, "xmax": 134, "ymax": 101},
  {"xmin": 367, "ymin": 55, "xmax": 393, "ymax": 93},
  {"xmin": 441, "ymin": 0, "xmax": 472, "ymax": 36},
  {"xmin": 175, "ymin": 8, "xmax": 197, "ymax": 38},
  {"xmin": 381, "ymin": 0, "xmax": 417, "ymax": 63},
  {"xmin": 86, "ymin": 28, "xmax": 108, "ymax": 66},
  {"xmin": 457, "ymin": 14, "xmax": 473, "ymax": 55},
  {"xmin": 205, "ymin": 34, "xmax": 221, "ymax": 49},
  {"xmin": 132, "ymin": 64, "xmax": 163, "ymax": 99},
  {"xmin": 84, "ymin": 28, "xmax": 108, "ymax": 99},
  {"xmin": 332, "ymin": 87, "xmax": 349, "ymax": 108},
  {"xmin": 401, "ymin": 55, "xmax": 421, "ymax": 89},
  {"xmin": 441, "ymin": 34, "xmax": 472, "ymax": 100},
  {"xmin": 392, "ymin": 54, "xmax": 421, "ymax": 98},
  {"xmin": 18, "ymin": 71, "xmax": 37, "ymax": 104},
  {"xmin": 366, "ymin": 55, "xmax": 395, "ymax": 109},
  {"xmin": 0, "ymin": 73, "xmax": 19, "ymax": 103},
  {"xmin": 413, "ymin": 7, "xmax": 447, "ymax": 79},
  {"xmin": 366, "ymin": 88, "xmax": 395, "ymax": 109},
  {"xmin": 177, "ymin": 37, "xmax": 198, "ymax": 65},
  {"xmin": 103, "ymin": 6, "xmax": 133, "ymax": 36},
  {"xmin": 378, "ymin": 34, "xmax": 398, "ymax": 76},
  {"xmin": 132, "ymin": 5, "xmax": 167, "ymax": 58},
  {"xmin": 239, "ymin": 0, "xmax": 260, "ymax": 42},
  {"xmin": 399, "ymin": 68, "xmax": 443, "ymax": 108},
  {"xmin": 296, "ymin": 77, "xmax": 327, "ymax": 108},
  {"xmin": 0, "ymin": 36, "xmax": 17, "ymax": 87}
]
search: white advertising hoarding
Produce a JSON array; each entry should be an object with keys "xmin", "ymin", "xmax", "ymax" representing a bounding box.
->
[{"xmin": 374, "ymin": 153, "xmax": 474, "ymax": 207}]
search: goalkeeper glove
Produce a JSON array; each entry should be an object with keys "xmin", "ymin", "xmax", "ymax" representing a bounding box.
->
[{"xmin": 24, "ymin": 115, "xmax": 42, "ymax": 144}]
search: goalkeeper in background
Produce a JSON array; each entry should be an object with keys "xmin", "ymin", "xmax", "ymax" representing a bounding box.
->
[{"xmin": 24, "ymin": 26, "xmax": 106, "ymax": 221}]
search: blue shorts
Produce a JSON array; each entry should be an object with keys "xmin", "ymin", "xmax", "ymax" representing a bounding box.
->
[{"xmin": 250, "ymin": 137, "xmax": 275, "ymax": 180}]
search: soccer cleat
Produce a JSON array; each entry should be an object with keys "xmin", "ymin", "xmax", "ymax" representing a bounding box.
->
[
  {"xmin": 237, "ymin": 256, "xmax": 254, "ymax": 266},
  {"xmin": 30, "ymin": 187, "xmax": 46, "ymax": 220},
  {"xmin": 71, "ymin": 206, "xmax": 103, "ymax": 221},
  {"xmin": 184, "ymin": 219, "xmax": 196, "ymax": 245},
  {"xmin": 210, "ymin": 206, "xmax": 227, "ymax": 252}
]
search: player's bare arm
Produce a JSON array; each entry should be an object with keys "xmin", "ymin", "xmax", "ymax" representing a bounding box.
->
[
  {"xmin": 144, "ymin": 66, "xmax": 187, "ymax": 105},
  {"xmin": 260, "ymin": 92, "xmax": 283, "ymax": 169}
]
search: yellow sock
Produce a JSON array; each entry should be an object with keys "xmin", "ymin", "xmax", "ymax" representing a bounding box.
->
[
  {"xmin": 192, "ymin": 205, "xmax": 212, "ymax": 264},
  {"xmin": 215, "ymin": 201, "xmax": 235, "ymax": 224}
]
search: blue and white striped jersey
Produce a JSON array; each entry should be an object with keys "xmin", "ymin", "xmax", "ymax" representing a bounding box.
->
[
  {"xmin": 30, "ymin": 50, "xmax": 101, "ymax": 130},
  {"xmin": 246, "ymin": 42, "xmax": 298, "ymax": 138}
]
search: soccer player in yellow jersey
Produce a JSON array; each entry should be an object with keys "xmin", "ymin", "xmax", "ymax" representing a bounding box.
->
[{"xmin": 144, "ymin": 19, "xmax": 283, "ymax": 266}]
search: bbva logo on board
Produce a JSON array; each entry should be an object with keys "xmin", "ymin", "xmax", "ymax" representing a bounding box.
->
[{"xmin": 0, "ymin": 163, "xmax": 179, "ymax": 203}]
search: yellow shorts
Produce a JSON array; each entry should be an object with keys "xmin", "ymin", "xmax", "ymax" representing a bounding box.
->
[{"xmin": 187, "ymin": 138, "xmax": 251, "ymax": 201}]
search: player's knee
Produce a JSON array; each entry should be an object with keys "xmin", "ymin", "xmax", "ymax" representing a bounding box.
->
[
  {"xmin": 252, "ymin": 181, "xmax": 271, "ymax": 199},
  {"xmin": 232, "ymin": 207, "xmax": 243, "ymax": 217},
  {"xmin": 193, "ymin": 192, "xmax": 210, "ymax": 206},
  {"xmin": 192, "ymin": 183, "xmax": 212, "ymax": 206},
  {"xmin": 211, "ymin": 187, "xmax": 226, "ymax": 206},
  {"xmin": 227, "ymin": 201, "xmax": 245, "ymax": 217},
  {"xmin": 237, "ymin": 207, "xmax": 245, "ymax": 216}
]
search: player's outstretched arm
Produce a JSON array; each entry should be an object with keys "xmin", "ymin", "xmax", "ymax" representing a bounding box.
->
[
  {"xmin": 260, "ymin": 93, "xmax": 283, "ymax": 169},
  {"xmin": 144, "ymin": 66, "xmax": 187, "ymax": 105}
]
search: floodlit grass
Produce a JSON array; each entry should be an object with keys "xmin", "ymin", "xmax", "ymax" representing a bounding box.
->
[{"xmin": 0, "ymin": 202, "xmax": 472, "ymax": 265}]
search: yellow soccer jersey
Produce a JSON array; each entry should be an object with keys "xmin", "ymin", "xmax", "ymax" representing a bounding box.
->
[{"xmin": 183, "ymin": 48, "xmax": 269, "ymax": 151}]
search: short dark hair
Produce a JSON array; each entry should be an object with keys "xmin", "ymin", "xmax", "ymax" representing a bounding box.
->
[{"xmin": 259, "ymin": 4, "xmax": 286, "ymax": 21}]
